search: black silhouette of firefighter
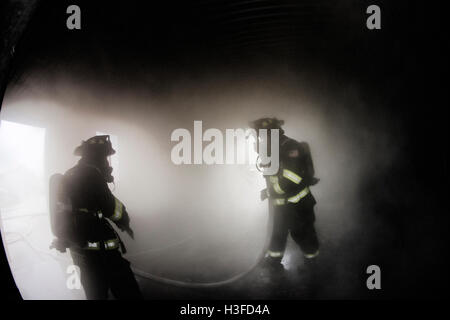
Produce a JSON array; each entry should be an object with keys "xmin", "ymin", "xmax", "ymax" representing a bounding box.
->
[
  {"xmin": 250, "ymin": 118, "xmax": 320, "ymax": 276},
  {"xmin": 49, "ymin": 135, "xmax": 142, "ymax": 299}
]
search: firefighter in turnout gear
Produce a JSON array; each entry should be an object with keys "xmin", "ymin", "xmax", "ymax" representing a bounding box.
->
[
  {"xmin": 49, "ymin": 135, "xmax": 142, "ymax": 299},
  {"xmin": 250, "ymin": 118, "xmax": 320, "ymax": 276}
]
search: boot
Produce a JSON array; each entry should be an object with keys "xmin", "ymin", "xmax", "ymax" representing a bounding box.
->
[
  {"xmin": 297, "ymin": 255, "xmax": 319, "ymax": 298},
  {"xmin": 259, "ymin": 256, "xmax": 286, "ymax": 284},
  {"xmin": 258, "ymin": 256, "xmax": 288, "ymax": 298}
]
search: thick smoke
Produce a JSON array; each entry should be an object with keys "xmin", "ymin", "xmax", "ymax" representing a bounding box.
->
[{"xmin": 0, "ymin": 65, "xmax": 401, "ymax": 298}]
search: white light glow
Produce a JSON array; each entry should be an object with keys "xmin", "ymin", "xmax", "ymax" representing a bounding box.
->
[{"xmin": 0, "ymin": 120, "xmax": 46, "ymax": 217}]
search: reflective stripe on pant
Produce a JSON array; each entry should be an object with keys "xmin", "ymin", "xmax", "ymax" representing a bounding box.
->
[
  {"xmin": 304, "ymin": 250, "xmax": 319, "ymax": 259},
  {"xmin": 267, "ymin": 250, "xmax": 284, "ymax": 258}
]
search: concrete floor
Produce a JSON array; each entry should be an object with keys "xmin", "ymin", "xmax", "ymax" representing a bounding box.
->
[{"xmin": 1, "ymin": 213, "xmax": 367, "ymax": 300}]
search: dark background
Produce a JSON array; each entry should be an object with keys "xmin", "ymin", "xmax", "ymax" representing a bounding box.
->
[{"xmin": 0, "ymin": 0, "xmax": 448, "ymax": 300}]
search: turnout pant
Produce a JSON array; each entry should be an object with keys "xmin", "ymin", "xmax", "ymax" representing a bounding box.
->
[
  {"xmin": 70, "ymin": 248, "xmax": 143, "ymax": 300},
  {"xmin": 268, "ymin": 201, "xmax": 319, "ymax": 258}
]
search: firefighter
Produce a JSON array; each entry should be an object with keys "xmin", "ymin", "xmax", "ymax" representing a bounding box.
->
[
  {"xmin": 50, "ymin": 135, "xmax": 142, "ymax": 299},
  {"xmin": 250, "ymin": 118, "xmax": 320, "ymax": 276}
]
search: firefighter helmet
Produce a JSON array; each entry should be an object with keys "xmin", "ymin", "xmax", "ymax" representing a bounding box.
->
[
  {"xmin": 74, "ymin": 135, "xmax": 116, "ymax": 157},
  {"xmin": 249, "ymin": 117, "xmax": 285, "ymax": 134}
]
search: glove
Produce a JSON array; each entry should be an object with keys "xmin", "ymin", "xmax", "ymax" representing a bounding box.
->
[
  {"xmin": 112, "ymin": 206, "xmax": 135, "ymax": 239},
  {"xmin": 260, "ymin": 189, "xmax": 269, "ymax": 201},
  {"xmin": 49, "ymin": 238, "xmax": 69, "ymax": 253},
  {"xmin": 114, "ymin": 207, "xmax": 130, "ymax": 229}
]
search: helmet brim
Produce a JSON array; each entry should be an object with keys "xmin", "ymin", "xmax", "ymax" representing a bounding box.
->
[{"xmin": 73, "ymin": 143, "xmax": 116, "ymax": 157}]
